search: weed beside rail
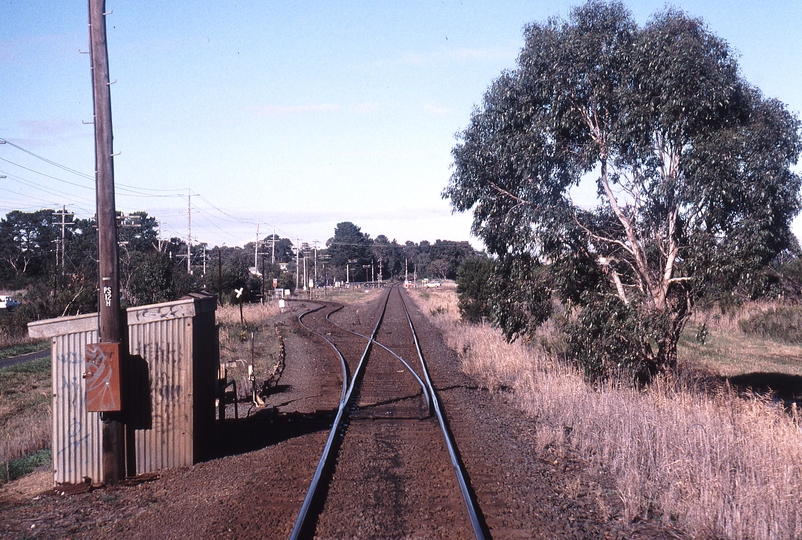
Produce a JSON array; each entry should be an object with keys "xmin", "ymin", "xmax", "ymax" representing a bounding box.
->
[{"xmin": 410, "ymin": 288, "xmax": 802, "ymax": 540}]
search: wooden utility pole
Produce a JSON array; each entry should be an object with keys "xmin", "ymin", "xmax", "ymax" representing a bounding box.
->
[
  {"xmin": 218, "ymin": 248, "xmax": 223, "ymax": 304},
  {"xmin": 88, "ymin": 0, "xmax": 124, "ymax": 485},
  {"xmin": 186, "ymin": 189, "xmax": 192, "ymax": 274},
  {"xmin": 261, "ymin": 246, "xmax": 265, "ymax": 303},
  {"xmin": 54, "ymin": 205, "xmax": 73, "ymax": 278},
  {"xmin": 254, "ymin": 224, "xmax": 259, "ymax": 270}
]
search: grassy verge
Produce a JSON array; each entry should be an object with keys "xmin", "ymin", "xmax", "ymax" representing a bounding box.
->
[
  {"xmin": 410, "ymin": 288, "xmax": 802, "ymax": 540},
  {"xmin": 681, "ymin": 323, "xmax": 802, "ymax": 378},
  {"xmin": 0, "ymin": 356, "xmax": 52, "ymax": 483},
  {"xmin": 0, "ymin": 339, "xmax": 49, "ymax": 360}
]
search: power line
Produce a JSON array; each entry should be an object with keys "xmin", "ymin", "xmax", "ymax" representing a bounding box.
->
[
  {"xmin": 0, "ymin": 137, "xmax": 188, "ymax": 197},
  {"xmin": 0, "ymin": 171, "xmax": 96, "ymax": 205},
  {"xmin": 0, "ymin": 157, "xmax": 95, "ymax": 191},
  {"xmin": 0, "ymin": 137, "xmax": 94, "ymax": 179},
  {"xmin": 195, "ymin": 193, "xmax": 258, "ymax": 224},
  {"xmin": 0, "ymin": 139, "xmax": 309, "ymax": 247}
]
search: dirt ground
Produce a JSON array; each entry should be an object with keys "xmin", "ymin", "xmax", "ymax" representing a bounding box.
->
[{"xmin": 0, "ymin": 291, "xmax": 685, "ymax": 539}]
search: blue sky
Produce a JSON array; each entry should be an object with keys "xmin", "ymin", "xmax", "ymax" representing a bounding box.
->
[{"xmin": 1, "ymin": 1, "xmax": 801, "ymax": 249}]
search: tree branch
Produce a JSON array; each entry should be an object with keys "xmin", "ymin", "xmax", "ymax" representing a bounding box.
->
[
  {"xmin": 598, "ymin": 256, "xmax": 630, "ymax": 305},
  {"xmin": 487, "ymin": 180, "xmax": 531, "ymax": 207},
  {"xmin": 571, "ymin": 211, "xmax": 633, "ymax": 256},
  {"xmin": 599, "ymin": 159, "xmax": 661, "ymax": 305}
]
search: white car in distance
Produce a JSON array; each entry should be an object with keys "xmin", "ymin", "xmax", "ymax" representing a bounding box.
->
[{"xmin": 0, "ymin": 295, "xmax": 21, "ymax": 311}]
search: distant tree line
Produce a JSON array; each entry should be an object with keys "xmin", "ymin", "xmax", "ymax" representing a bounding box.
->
[
  {"xmin": 324, "ymin": 221, "xmax": 475, "ymax": 284},
  {"xmin": 0, "ymin": 211, "xmax": 478, "ymax": 337}
]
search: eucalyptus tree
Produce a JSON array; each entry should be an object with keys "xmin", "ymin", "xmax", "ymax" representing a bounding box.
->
[
  {"xmin": 0, "ymin": 209, "xmax": 57, "ymax": 282},
  {"xmin": 372, "ymin": 234, "xmax": 403, "ymax": 280},
  {"xmin": 445, "ymin": 1, "xmax": 801, "ymax": 381},
  {"xmin": 326, "ymin": 222, "xmax": 372, "ymax": 282}
]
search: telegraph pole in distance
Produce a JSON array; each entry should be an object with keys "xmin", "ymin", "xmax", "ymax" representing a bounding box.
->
[
  {"xmin": 53, "ymin": 205, "xmax": 74, "ymax": 283},
  {"xmin": 313, "ymin": 241, "xmax": 318, "ymax": 295},
  {"xmin": 254, "ymin": 223, "xmax": 259, "ymax": 270},
  {"xmin": 53, "ymin": 204, "xmax": 75, "ymax": 296},
  {"xmin": 261, "ymin": 246, "xmax": 265, "ymax": 303},
  {"xmin": 186, "ymin": 189, "xmax": 192, "ymax": 274},
  {"xmin": 89, "ymin": 0, "xmax": 124, "ymax": 485},
  {"xmin": 218, "ymin": 247, "xmax": 223, "ymax": 305}
]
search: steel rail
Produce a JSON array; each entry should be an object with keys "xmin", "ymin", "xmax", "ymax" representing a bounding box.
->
[
  {"xmin": 290, "ymin": 286, "xmax": 485, "ymax": 539},
  {"xmin": 297, "ymin": 303, "xmax": 349, "ymax": 403},
  {"xmin": 289, "ymin": 289, "xmax": 392, "ymax": 540},
  {"xmin": 397, "ymin": 287, "xmax": 489, "ymax": 540},
  {"xmin": 324, "ymin": 304, "xmax": 432, "ymax": 416}
]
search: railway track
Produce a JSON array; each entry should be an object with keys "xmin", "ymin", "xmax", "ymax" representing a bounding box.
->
[{"xmin": 290, "ymin": 285, "xmax": 488, "ymax": 539}]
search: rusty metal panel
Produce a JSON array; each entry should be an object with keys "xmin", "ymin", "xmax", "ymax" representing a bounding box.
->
[
  {"xmin": 85, "ymin": 342, "xmax": 122, "ymax": 412},
  {"xmin": 127, "ymin": 300, "xmax": 196, "ymax": 473},
  {"xmin": 29, "ymin": 314, "xmax": 103, "ymax": 485}
]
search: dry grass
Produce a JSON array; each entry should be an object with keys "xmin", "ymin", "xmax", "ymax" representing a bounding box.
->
[
  {"xmin": 324, "ymin": 286, "xmax": 384, "ymax": 306},
  {"xmin": 217, "ymin": 302, "xmax": 285, "ymax": 404},
  {"xmin": 410, "ymin": 288, "xmax": 802, "ymax": 539},
  {"xmin": 0, "ymin": 358, "xmax": 52, "ymax": 468},
  {"xmin": 0, "ymin": 333, "xmax": 41, "ymax": 351}
]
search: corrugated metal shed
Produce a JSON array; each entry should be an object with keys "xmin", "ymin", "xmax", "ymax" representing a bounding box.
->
[
  {"xmin": 29, "ymin": 313, "xmax": 103, "ymax": 485},
  {"xmin": 28, "ymin": 293, "xmax": 219, "ymax": 485},
  {"xmin": 126, "ymin": 293, "xmax": 218, "ymax": 474}
]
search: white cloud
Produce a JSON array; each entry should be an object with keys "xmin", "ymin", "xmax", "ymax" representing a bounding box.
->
[{"xmin": 352, "ymin": 102, "xmax": 381, "ymax": 114}]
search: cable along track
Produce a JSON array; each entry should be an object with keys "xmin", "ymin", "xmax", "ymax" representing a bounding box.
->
[{"xmin": 290, "ymin": 285, "xmax": 487, "ymax": 539}]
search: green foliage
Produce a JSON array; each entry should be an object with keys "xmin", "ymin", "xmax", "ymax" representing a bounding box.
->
[
  {"xmin": 738, "ymin": 306, "xmax": 802, "ymax": 344},
  {"xmin": 0, "ymin": 209, "xmax": 57, "ymax": 286},
  {"xmin": 326, "ymin": 221, "xmax": 373, "ymax": 282},
  {"xmin": 122, "ymin": 250, "xmax": 176, "ymax": 306},
  {"xmin": 456, "ymin": 256, "xmax": 495, "ymax": 322},
  {"xmin": 276, "ymin": 271, "xmax": 295, "ymax": 292},
  {"xmin": 428, "ymin": 240, "xmax": 476, "ymax": 280},
  {"xmin": 0, "ymin": 449, "xmax": 51, "ymax": 484},
  {"xmin": 563, "ymin": 295, "xmax": 674, "ymax": 383},
  {"xmin": 0, "ymin": 207, "xmax": 480, "ymax": 316},
  {"xmin": 0, "ymin": 309, "xmax": 33, "ymax": 342},
  {"xmin": 445, "ymin": 1, "xmax": 801, "ymax": 382},
  {"xmin": 371, "ymin": 235, "xmax": 404, "ymax": 280},
  {"xmin": 489, "ymin": 256, "xmax": 553, "ymax": 342}
]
